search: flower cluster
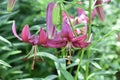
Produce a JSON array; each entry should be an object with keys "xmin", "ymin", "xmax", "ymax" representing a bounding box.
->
[
  {"xmin": 12, "ymin": 2, "xmax": 94, "ymax": 69},
  {"xmin": 12, "ymin": 2, "xmax": 92, "ymax": 49}
]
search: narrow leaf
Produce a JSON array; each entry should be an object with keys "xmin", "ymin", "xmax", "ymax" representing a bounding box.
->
[{"xmin": 0, "ymin": 60, "xmax": 11, "ymax": 67}]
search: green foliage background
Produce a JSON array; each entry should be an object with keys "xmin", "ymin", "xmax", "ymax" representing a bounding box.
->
[{"xmin": 0, "ymin": 0, "xmax": 120, "ymax": 80}]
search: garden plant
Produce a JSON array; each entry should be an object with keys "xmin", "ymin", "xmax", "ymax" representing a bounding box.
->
[{"xmin": 0, "ymin": 0, "xmax": 120, "ymax": 80}]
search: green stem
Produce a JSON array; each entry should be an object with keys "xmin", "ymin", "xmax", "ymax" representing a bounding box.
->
[
  {"xmin": 61, "ymin": 3, "xmax": 74, "ymax": 31},
  {"xmin": 84, "ymin": 49, "xmax": 90, "ymax": 80},
  {"xmin": 85, "ymin": 0, "xmax": 92, "ymax": 80},
  {"xmin": 88, "ymin": 0, "xmax": 92, "ymax": 38},
  {"xmin": 57, "ymin": 47, "xmax": 66, "ymax": 80},
  {"xmin": 74, "ymin": 49, "xmax": 85, "ymax": 80}
]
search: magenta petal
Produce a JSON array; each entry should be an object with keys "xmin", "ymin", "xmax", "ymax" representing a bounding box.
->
[
  {"xmin": 12, "ymin": 21, "xmax": 22, "ymax": 40},
  {"xmin": 21, "ymin": 24, "xmax": 31, "ymax": 42},
  {"xmin": 62, "ymin": 11, "xmax": 74, "ymax": 22},
  {"xmin": 62, "ymin": 11, "xmax": 68, "ymax": 22},
  {"xmin": 28, "ymin": 35, "xmax": 39, "ymax": 45},
  {"xmin": 46, "ymin": 2, "xmax": 56, "ymax": 39},
  {"xmin": 46, "ymin": 39, "xmax": 66, "ymax": 48},
  {"xmin": 62, "ymin": 21, "xmax": 74, "ymax": 40},
  {"xmin": 38, "ymin": 28, "xmax": 47, "ymax": 44},
  {"xmin": 77, "ymin": 14, "xmax": 88, "ymax": 24},
  {"xmin": 78, "ymin": 8, "xmax": 85, "ymax": 16},
  {"xmin": 72, "ymin": 41, "xmax": 89, "ymax": 48},
  {"xmin": 72, "ymin": 34, "xmax": 87, "ymax": 42}
]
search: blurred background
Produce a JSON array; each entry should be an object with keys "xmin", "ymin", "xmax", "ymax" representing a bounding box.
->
[{"xmin": 0, "ymin": 0, "xmax": 120, "ymax": 80}]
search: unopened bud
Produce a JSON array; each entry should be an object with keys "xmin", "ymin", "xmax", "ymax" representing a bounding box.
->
[
  {"xmin": 95, "ymin": 0, "xmax": 105, "ymax": 21},
  {"xmin": 52, "ymin": 3, "xmax": 60, "ymax": 25},
  {"xmin": 7, "ymin": 0, "xmax": 16, "ymax": 12}
]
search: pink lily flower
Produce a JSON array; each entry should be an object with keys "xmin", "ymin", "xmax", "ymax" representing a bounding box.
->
[
  {"xmin": 12, "ymin": 21, "xmax": 47, "ymax": 70},
  {"xmin": 44, "ymin": 5, "xmax": 92, "ymax": 48},
  {"xmin": 12, "ymin": 21, "xmax": 47, "ymax": 45},
  {"xmin": 62, "ymin": 8, "xmax": 88, "ymax": 25},
  {"xmin": 46, "ymin": 20, "xmax": 92, "ymax": 48}
]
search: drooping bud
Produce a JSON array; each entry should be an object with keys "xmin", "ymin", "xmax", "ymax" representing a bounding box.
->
[
  {"xmin": 95, "ymin": 0, "xmax": 105, "ymax": 21},
  {"xmin": 52, "ymin": 3, "xmax": 60, "ymax": 25},
  {"xmin": 7, "ymin": 0, "xmax": 16, "ymax": 12}
]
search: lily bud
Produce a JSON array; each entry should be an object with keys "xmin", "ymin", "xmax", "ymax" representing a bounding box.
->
[
  {"xmin": 52, "ymin": 3, "xmax": 60, "ymax": 25},
  {"xmin": 95, "ymin": 0, "xmax": 105, "ymax": 21},
  {"xmin": 7, "ymin": 0, "xmax": 16, "ymax": 12}
]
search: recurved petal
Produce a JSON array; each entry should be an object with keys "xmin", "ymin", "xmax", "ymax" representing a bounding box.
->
[
  {"xmin": 62, "ymin": 21, "xmax": 74, "ymax": 40},
  {"xmin": 46, "ymin": 2, "xmax": 56, "ymax": 39},
  {"xmin": 72, "ymin": 34, "xmax": 87, "ymax": 42},
  {"xmin": 45, "ymin": 39, "xmax": 66, "ymax": 48},
  {"xmin": 62, "ymin": 11, "xmax": 74, "ymax": 22},
  {"xmin": 78, "ymin": 8, "xmax": 85, "ymax": 16},
  {"xmin": 87, "ymin": 34, "xmax": 92, "ymax": 43},
  {"xmin": 38, "ymin": 28, "xmax": 47, "ymax": 44},
  {"xmin": 21, "ymin": 24, "xmax": 31, "ymax": 42},
  {"xmin": 72, "ymin": 41, "xmax": 89, "ymax": 48},
  {"xmin": 12, "ymin": 21, "xmax": 22, "ymax": 40}
]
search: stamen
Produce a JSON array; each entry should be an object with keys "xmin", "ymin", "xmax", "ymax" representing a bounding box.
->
[
  {"xmin": 32, "ymin": 59, "xmax": 35, "ymax": 70},
  {"xmin": 31, "ymin": 45, "xmax": 37, "ymax": 70}
]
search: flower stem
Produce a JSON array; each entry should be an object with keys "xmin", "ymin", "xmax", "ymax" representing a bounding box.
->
[
  {"xmin": 61, "ymin": 3, "xmax": 74, "ymax": 31},
  {"xmin": 84, "ymin": 49, "xmax": 90, "ymax": 80},
  {"xmin": 85, "ymin": 0, "xmax": 92, "ymax": 79},
  {"xmin": 74, "ymin": 49, "xmax": 85, "ymax": 80},
  {"xmin": 88, "ymin": 0, "xmax": 92, "ymax": 37}
]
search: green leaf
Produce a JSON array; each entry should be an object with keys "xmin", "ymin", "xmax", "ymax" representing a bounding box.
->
[
  {"xmin": 30, "ymin": 52, "xmax": 58, "ymax": 62},
  {"xmin": 45, "ymin": 75, "xmax": 57, "ymax": 80},
  {"xmin": 0, "ymin": 60, "xmax": 11, "ymax": 67},
  {"xmin": 91, "ymin": 61, "xmax": 102, "ymax": 69},
  {"xmin": 67, "ymin": 62, "xmax": 78, "ymax": 69},
  {"xmin": 18, "ymin": 78, "xmax": 44, "ymax": 80},
  {"xmin": 60, "ymin": 68, "xmax": 74, "ymax": 80},
  {"xmin": 0, "ymin": 36, "xmax": 12, "ymax": 46},
  {"xmin": 74, "ymin": 23, "xmax": 85, "ymax": 28},
  {"xmin": 88, "ymin": 70, "xmax": 116, "ymax": 79}
]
